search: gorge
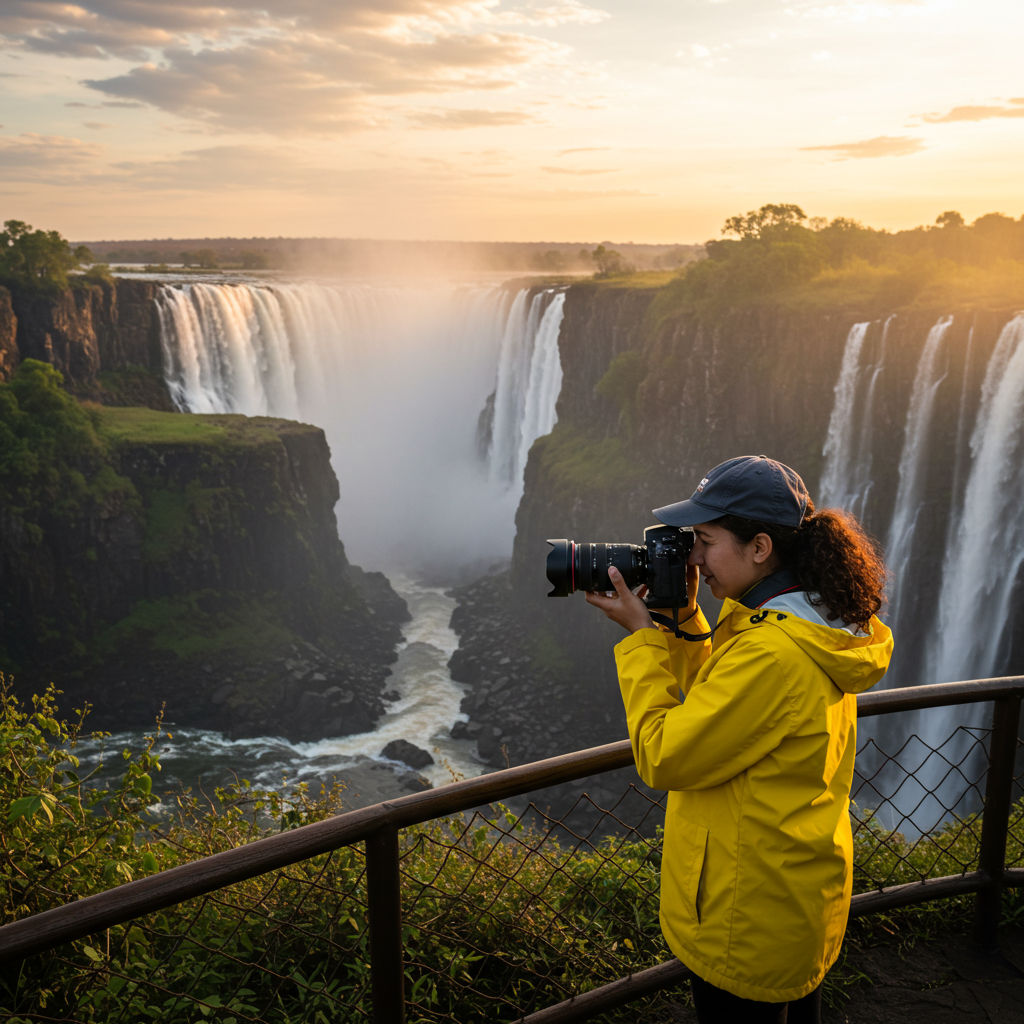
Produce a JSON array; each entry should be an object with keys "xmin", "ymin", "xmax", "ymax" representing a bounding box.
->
[{"xmin": 2, "ymin": 271, "xmax": 1024, "ymax": 812}]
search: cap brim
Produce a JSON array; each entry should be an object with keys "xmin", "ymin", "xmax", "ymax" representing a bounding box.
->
[{"xmin": 652, "ymin": 497, "xmax": 727, "ymax": 528}]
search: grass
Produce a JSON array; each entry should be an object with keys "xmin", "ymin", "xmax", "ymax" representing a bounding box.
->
[
  {"xmin": 578, "ymin": 270, "xmax": 680, "ymax": 290},
  {"xmin": 90, "ymin": 404, "xmax": 231, "ymax": 446}
]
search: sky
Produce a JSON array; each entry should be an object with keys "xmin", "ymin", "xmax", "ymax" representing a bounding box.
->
[{"xmin": 1, "ymin": 0, "xmax": 1022, "ymax": 243}]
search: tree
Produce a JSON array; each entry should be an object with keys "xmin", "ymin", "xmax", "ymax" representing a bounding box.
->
[
  {"xmin": 0, "ymin": 220, "xmax": 92, "ymax": 292},
  {"xmin": 721, "ymin": 203, "xmax": 807, "ymax": 240},
  {"xmin": 591, "ymin": 244, "xmax": 631, "ymax": 276},
  {"xmin": 240, "ymin": 250, "xmax": 269, "ymax": 270},
  {"xmin": 935, "ymin": 211, "xmax": 965, "ymax": 229}
]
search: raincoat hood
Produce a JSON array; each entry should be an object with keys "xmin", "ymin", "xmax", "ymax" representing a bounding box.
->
[{"xmin": 720, "ymin": 594, "xmax": 893, "ymax": 696}]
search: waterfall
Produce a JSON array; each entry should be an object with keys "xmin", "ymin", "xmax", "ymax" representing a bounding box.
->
[
  {"xmin": 932, "ymin": 313, "xmax": 1024, "ymax": 688},
  {"xmin": 819, "ymin": 321, "xmax": 871, "ymax": 509},
  {"xmin": 156, "ymin": 281, "xmax": 564, "ymax": 572},
  {"xmin": 485, "ymin": 290, "xmax": 565, "ymax": 486},
  {"xmin": 883, "ymin": 316, "xmax": 952, "ymax": 631}
]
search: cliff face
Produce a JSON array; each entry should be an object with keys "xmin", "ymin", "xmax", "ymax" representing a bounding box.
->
[
  {"xmin": 1, "ymin": 405, "xmax": 407, "ymax": 740},
  {"xmin": 456, "ymin": 285, "xmax": 1024, "ymax": 768},
  {"xmin": 1, "ymin": 279, "xmax": 170, "ymax": 407}
]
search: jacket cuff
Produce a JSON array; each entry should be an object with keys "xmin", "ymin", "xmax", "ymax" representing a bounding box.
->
[{"xmin": 615, "ymin": 627, "xmax": 669, "ymax": 656}]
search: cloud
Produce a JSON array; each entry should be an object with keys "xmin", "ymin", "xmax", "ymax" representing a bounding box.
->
[
  {"xmin": 83, "ymin": 30, "xmax": 561, "ymax": 134},
  {"xmin": 109, "ymin": 144, "xmax": 336, "ymax": 190},
  {"xmin": 0, "ymin": 132, "xmax": 102, "ymax": 179},
  {"xmin": 541, "ymin": 165, "xmax": 616, "ymax": 174},
  {"xmin": 83, "ymin": 121, "xmax": 112, "ymax": 130},
  {"xmin": 922, "ymin": 103, "xmax": 1024, "ymax": 124},
  {"xmin": 800, "ymin": 135, "xmax": 925, "ymax": 159},
  {"xmin": 0, "ymin": 1, "xmax": 609, "ymax": 59},
  {"xmin": 410, "ymin": 107, "xmax": 537, "ymax": 128},
  {"xmin": 557, "ymin": 146, "xmax": 608, "ymax": 155},
  {"xmin": 3, "ymin": 2, "xmax": 588, "ymax": 135}
]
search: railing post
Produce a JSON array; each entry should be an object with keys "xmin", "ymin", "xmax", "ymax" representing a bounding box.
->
[
  {"xmin": 972, "ymin": 696, "xmax": 1022, "ymax": 950},
  {"xmin": 366, "ymin": 824, "xmax": 406, "ymax": 1024}
]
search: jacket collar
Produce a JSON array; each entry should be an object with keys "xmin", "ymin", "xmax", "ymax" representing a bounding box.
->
[{"xmin": 737, "ymin": 568, "xmax": 802, "ymax": 611}]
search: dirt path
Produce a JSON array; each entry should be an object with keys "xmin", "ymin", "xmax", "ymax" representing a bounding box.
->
[{"xmin": 823, "ymin": 927, "xmax": 1024, "ymax": 1023}]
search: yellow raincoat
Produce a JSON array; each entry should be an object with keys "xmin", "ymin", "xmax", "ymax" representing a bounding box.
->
[{"xmin": 614, "ymin": 595, "xmax": 893, "ymax": 1002}]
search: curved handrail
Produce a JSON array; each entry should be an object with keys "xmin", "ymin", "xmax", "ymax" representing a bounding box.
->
[{"xmin": 0, "ymin": 675, "xmax": 1021, "ymax": 963}]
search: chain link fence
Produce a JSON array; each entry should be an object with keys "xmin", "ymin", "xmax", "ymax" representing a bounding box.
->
[{"xmin": 1, "ymin": 691, "xmax": 1022, "ymax": 1023}]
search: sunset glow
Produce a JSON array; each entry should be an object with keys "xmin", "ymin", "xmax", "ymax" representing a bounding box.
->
[{"xmin": 2, "ymin": 1, "xmax": 1022, "ymax": 241}]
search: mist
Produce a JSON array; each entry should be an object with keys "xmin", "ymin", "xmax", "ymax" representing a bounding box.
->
[{"xmin": 157, "ymin": 279, "xmax": 565, "ymax": 575}]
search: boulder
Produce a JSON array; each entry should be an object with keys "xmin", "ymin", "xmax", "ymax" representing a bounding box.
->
[{"xmin": 380, "ymin": 738, "xmax": 434, "ymax": 770}]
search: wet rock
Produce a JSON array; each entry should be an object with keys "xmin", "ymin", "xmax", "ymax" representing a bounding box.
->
[
  {"xmin": 398, "ymin": 772, "xmax": 433, "ymax": 792},
  {"xmin": 381, "ymin": 739, "xmax": 434, "ymax": 770}
]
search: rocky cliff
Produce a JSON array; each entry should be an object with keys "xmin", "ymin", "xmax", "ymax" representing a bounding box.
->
[
  {"xmin": 0, "ymin": 279, "xmax": 172, "ymax": 408},
  {"xmin": 0, "ymin": 366, "xmax": 407, "ymax": 740},
  {"xmin": 453, "ymin": 280, "xmax": 1024, "ymax": 768}
]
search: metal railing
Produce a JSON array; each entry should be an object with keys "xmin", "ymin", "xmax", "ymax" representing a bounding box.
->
[{"xmin": 0, "ymin": 677, "xmax": 1021, "ymax": 1024}]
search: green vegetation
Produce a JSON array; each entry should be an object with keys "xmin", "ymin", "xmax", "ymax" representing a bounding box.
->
[
  {"xmin": 0, "ymin": 685, "xmax": 1021, "ymax": 1022},
  {"xmin": 95, "ymin": 592, "xmax": 297, "ymax": 659},
  {"xmin": 596, "ymin": 350, "xmax": 647, "ymax": 435},
  {"xmin": 532, "ymin": 423, "xmax": 647, "ymax": 494},
  {"xmin": 0, "ymin": 361, "xmax": 138, "ymax": 525},
  {"xmin": 0, "ymin": 220, "xmax": 105, "ymax": 293},
  {"xmin": 650, "ymin": 202, "xmax": 1024, "ymax": 320}
]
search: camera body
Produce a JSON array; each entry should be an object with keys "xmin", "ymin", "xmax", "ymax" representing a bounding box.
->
[{"xmin": 546, "ymin": 524, "xmax": 694, "ymax": 608}]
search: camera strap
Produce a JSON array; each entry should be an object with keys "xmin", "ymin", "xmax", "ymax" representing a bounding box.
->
[{"xmin": 649, "ymin": 569, "xmax": 804, "ymax": 641}]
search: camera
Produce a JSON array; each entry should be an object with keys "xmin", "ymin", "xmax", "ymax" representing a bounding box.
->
[{"xmin": 545, "ymin": 525, "xmax": 694, "ymax": 609}]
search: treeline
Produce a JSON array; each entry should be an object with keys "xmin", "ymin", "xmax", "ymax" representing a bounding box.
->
[
  {"xmin": 82, "ymin": 236, "xmax": 704, "ymax": 274},
  {"xmin": 671, "ymin": 203, "xmax": 1024, "ymax": 309}
]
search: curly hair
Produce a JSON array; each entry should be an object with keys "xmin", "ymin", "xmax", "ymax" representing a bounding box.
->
[{"xmin": 716, "ymin": 500, "xmax": 888, "ymax": 628}]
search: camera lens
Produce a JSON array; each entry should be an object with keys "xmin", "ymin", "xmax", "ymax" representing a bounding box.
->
[{"xmin": 546, "ymin": 539, "xmax": 646, "ymax": 596}]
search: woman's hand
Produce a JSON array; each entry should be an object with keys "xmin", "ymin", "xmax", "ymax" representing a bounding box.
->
[{"xmin": 585, "ymin": 566, "xmax": 656, "ymax": 633}]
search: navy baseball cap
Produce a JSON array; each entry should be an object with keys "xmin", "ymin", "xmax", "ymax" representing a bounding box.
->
[{"xmin": 653, "ymin": 456, "xmax": 810, "ymax": 529}]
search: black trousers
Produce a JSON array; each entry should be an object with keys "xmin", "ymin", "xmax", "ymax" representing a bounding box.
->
[{"xmin": 690, "ymin": 973, "xmax": 822, "ymax": 1024}]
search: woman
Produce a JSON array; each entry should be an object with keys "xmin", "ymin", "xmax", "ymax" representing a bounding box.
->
[{"xmin": 587, "ymin": 455, "xmax": 893, "ymax": 1023}]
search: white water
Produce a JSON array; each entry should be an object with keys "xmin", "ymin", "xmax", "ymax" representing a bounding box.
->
[
  {"xmin": 154, "ymin": 279, "xmax": 567, "ymax": 795},
  {"xmin": 883, "ymin": 316, "xmax": 952, "ymax": 631},
  {"xmin": 932, "ymin": 314, "xmax": 1024, "ymax": 690},
  {"xmin": 488, "ymin": 291, "xmax": 565, "ymax": 486},
  {"xmin": 819, "ymin": 322, "xmax": 871, "ymax": 509},
  {"xmin": 157, "ymin": 281, "xmax": 565, "ymax": 570},
  {"xmin": 819, "ymin": 312, "xmax": 1024, "ymax": 829},
  {"xmin": 74, "ymin": 577, "xmax": 483, "ymax": 805}
]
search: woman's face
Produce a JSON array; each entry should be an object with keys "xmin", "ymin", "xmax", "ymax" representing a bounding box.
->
[{"xmin": 687, "ymin": 521, "xmax": 773, "ymax": 601}]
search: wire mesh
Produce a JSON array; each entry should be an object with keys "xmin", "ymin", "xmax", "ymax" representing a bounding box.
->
[
  {"xmin": 2, "ymin": 715, "xmax": 1022, "ymax": 1024},
  {"xmin": 850, "ymin": 724, "xmax": 992, "ymax": 893},
  {"xmin": 2, "ymin": 845, "xmax": 372, "ymax": 1023}
]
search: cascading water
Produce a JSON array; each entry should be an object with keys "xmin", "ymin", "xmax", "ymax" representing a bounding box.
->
[
  {"xmin": 819, "ymin": 318, "xmax": 892, "ymax": 520},
  {"xmin": 157, "ymin": 281, "xmax": 564, "ymax": 569},
  {"xmin": 819, "ymin": 321, "xmax": 871, "ymax": 509},
  {"xmin": 932, "ymin": 314, "xmax": 1024, "ymax": 691},
  {"xmin": 883, "ymin": 316, "xmax": 952, "ymax": 634},
  {"xmin": 819, "ymin": 310, "xmax": 1024, "ymax": 830},
  {"xmin": 485, "ymin": 291, "xmax": 565, "ymax": 486},
  {"xmin": 152, "ymin": 278, "xmax": 568, "ymax": 796}
]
